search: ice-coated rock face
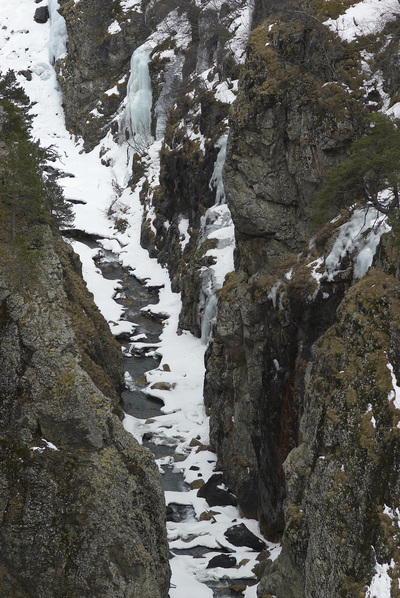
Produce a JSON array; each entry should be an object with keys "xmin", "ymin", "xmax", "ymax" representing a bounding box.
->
[
  {"xmin": 55, "ymin": 0, "xmax": 147, "ymax": 150},
  {"xmin": 0, "ymin": 228, "xmax": 170, "ymax": 598}
]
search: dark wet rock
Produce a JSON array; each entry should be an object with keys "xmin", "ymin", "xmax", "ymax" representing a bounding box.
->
[
  {"xmin": 0, "ymin": 226, "xmax": 170, "ymax": 598},
  {"xmin": 259, "ymin": 250, "xmax": 400, "ymax": 597},
  {"xmin": 197, "ymin": 473, "xmax": 238, "ymax": 507},
  {"xmin": 204, "ymin": 0, "xmax": 364, "ymax": 539},
  {"xmin": 34, "ymin": 6, "xmax": 49, "ymax": 23},
  {"xmin": 224, "ymin": 524, "xmax": 266, "ymax": 552},
  {"xmin": 166, "ymin": 502, "xmax": 196, "ymax": 523},
  {"xmin": 18, "ymin": 69, "xmax": 32, "ymax": 81},
  {"xmin": 206, "ymin": 554, "xmax": 237, "ymax": 569}
]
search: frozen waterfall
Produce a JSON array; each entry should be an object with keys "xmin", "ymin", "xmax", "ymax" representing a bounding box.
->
[
  {"xmin": 209, "ymin": 133, "xmax": 228, "ymax": 205},
  {"xmin": 199, "ymin": 133, "xmax": 235, "ymax": 344},
  {"xmin": 121, "ymin": 44, "xmax": 153, "ymax": 155},
  {"xmin": 48, "ymin": 0, "xmax": 68, "ymax": 65}
]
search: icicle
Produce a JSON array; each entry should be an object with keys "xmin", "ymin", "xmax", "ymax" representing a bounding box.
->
[
  {"xmin": 201, "ymin": 287, "xmax": 218, "ymax": 344},
  {"xmin": 48, "ymin": 0, "xmax": 68, "ymax": 65}
]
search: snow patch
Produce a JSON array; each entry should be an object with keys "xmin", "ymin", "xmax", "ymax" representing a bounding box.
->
[
  {"xmin": 365, "ymin": 559, "xmax": 395, "ymax": 598},
  {"xmin": 387, "ymin": 362, "xmax": 400, "ymax": 410},
  {"xmin": 326, "ymin": 208, "xmax": 389, "ymax": 281},
  {"xmin": 31, "ymin": 439, "xmax": 60, "ymax": 452},
  {"xmin": 108, "ymin": 21, "xmax": 122, "ymax": 35},
  {"xmin": 121, "ymin": 0, "xmax": 142, "ymax": 11},
  {"xmin": 325, "ymin": 0, "xmax": 399, "ymax": 43}
]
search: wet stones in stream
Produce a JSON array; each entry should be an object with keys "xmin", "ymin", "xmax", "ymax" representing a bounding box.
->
[
  {"xmin": 84, "ymin": 245, "xmax": 266, "ymax": 597},
  {"xmin": 197, "ymin": 473, "xmax": 238, "ymax": 507},
  {"xmin": 207, "ymin": 579, "xmax": 258, "ymax": 597},
  {"xmin": 224, "ymin": 524, "xmax": 267, "ymax": 552},
  {"xmin": 206, "ymin": 554, "xmax": 237, "ymax": 569},
  {"xmin": 167, "ymin": 503, "xmax": 196, "ymax": 523},
  {"xmin": 91, "ymin": 248, "xmax": 167, "ymax": 419}
]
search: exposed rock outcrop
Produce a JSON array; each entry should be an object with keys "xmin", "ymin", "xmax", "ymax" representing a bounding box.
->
[
  {"xmin": 53, "ymin": 0, "xmax": 248, "ymax": 336},
  {"xmin": 0, "ymin": 227, "xmax": 170, "ymax": 597},
  {"xmin": 56, "ymin": 0, "xmax": 148, "ymax": 150},
  {"xmin": 259, "ymin": 243, "xmax": 400, "ymax": 597},
  {"xmin": 204, "ymin": 218, "xmax": 353, "ymax": 537},
  {"xmin": 205, "ymin": 3, "xmax": 363, "ymax": 535},
  {"xmin": 43, "ymin": 0, "xmax": 400, "ymax": 594},
  {"xmin": 225, "ymin": 11, "xmax": 362, "ymax": 276},
  {"xmin": 139, "ymin": 0, "xmax": 247, "ymax": 336},
  {"xmin": 204, "ymin": 1, "xmax": 400, "ymax": 594}
]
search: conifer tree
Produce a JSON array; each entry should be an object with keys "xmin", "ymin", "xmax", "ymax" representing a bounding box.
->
[
  {"xmin": 314, "ymin": 113, "xmax": 400, "ymax": 223},
  {"xmin": 0, "ymin": 70, "xmax": 74, "ymax": 241}
]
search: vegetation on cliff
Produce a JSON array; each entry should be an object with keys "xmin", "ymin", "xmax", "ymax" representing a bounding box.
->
[
  {"xmin": 0, "ymin": 70, "xmax": 74, "ymax": 288},
  {"xmin": 0, "ymin": 70, "xmax": 73, "ymax": 241},
  {"xmin": 315, "ymin": 113, "xmax": 400, "ymax": 224},
  {"xmin": 0, "ymin": 67, "xmax": 170, "ymax": 598}
]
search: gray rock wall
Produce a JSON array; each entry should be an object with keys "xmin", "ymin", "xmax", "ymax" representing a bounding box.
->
[
  {"xmin": 56, "ymin": 0, "xmax": 148, "ymax": 150},
  {"xmin": 205, "ymin": 3, "xmax": 362, "ymax": 535},
  {"xmin": 0, "ymin": 228, "xmax": 170, "ymax": 598},
  {"xmin": 259, "ymin": 250, "xmax": 400, "ymax": 597},
  {"xmin": 205, "ymin": 2, "xmax": 400, "ymax": 594}
]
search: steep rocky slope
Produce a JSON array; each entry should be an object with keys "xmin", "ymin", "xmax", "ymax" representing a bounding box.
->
[
  {"xmin": 54, "ymin": 0, "xmax": 250, "ymax": 338},
  {"xmin": 0, "ymin": 88, "xmax": 170, "ymax": 595},
  {"xmin": 56, "ymin": 0, "xmax": 147, "ymax": 150},
  {"xmin": 205, "ymin": 0, "xmax": 364, "ymax": 536},
  {"xmin": 258, "ymin": 240, "xmax": 400, "ymax": 597},
  {"xmin": 0, "ymin": 226, "xmax": 170, "ymax": 598},
  {"xmin": 204, "ymin": 1, "xmax": 400, "ymax": 596}
]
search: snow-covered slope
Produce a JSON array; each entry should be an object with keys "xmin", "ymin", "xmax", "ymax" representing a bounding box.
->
[{"xmin": 0, "ymin": 1, "xmax": 277, "ymax": 595}]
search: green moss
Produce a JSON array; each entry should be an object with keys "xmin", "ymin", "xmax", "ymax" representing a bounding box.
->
[
  {"xmin": 55, "ymin": 237, "xmax": 123, "ymax": 402},
  {"xmin": 217, "ymin": 272, "xmax": 238, "ymax": 301},
  {"xmin": 286, "ymin": 504, "xmax": 305, "ymax": 529},
  {"xmin": 130, "ymin": 152, "xmax": 146, "ymax": 189},
  {"xmin": 326, "ymin": 407, "xmax": 341, "ymax": 425}
]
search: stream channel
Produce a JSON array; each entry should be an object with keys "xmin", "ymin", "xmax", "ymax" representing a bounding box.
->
[{"xmin": 83, "ymin": 240, "xmax": 260, "ymax": 597}]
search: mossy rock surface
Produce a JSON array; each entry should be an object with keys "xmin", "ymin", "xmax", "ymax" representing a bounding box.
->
[{"xmin": 0, "ymin": 226, "xmax": 170, "ymax": 597}]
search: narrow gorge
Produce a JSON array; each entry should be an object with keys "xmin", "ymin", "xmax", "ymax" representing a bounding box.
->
[{"xmin": 1, "ymin": 0, "xmax": 400, "ymax": 597}]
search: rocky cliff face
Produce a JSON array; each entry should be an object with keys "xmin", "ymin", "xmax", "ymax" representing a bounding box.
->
[
  {"xmin": 56, "ymin": 0, "xmax": 147, "ymax": 150},
  {"xmin": 0, "ymin": 227, "xmax": 170, "ymax": 597},
  {"xmin": 138, "ymin": 0, "xmax": 249, "ymax": 336},
  {"xmin": 54, "ymin": 0, "xmax": 249, "ymax": 338},
  {"xmin": 259, "ymin": 241, "xmax": 400, "ymax": 597},
  {"xmin": 205, "ymin": 0, "xmax": 364, "ymax": 535},
  {"xmin": 205, "ymin": 0, "xmax": 400, "ymax": 594}
]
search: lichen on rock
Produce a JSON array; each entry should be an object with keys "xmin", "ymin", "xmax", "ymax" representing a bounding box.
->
[
  {"xmin": 259, "ymin": 262, "xmax": 400, "ymax": 597},
  {"xmin": 0, "ymin": 226, "xmax": 170, "ymax": 597}
]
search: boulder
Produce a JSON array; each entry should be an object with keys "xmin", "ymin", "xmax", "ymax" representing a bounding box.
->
[
  {"xmin": 224, "ymin": 524, "xmax": 266, "ymax": 552},
  {"xmin": 197, "ymin": 473, "xmax": 238, "ymax": 507},
  {"xmin": 206, "ymin": 554, "xmax": 237, "ymax": 569},
  {"xmin": 34, "ymin": 6, "xmax": 49, "ymax": 23}
]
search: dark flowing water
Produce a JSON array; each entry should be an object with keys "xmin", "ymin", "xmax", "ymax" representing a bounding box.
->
[{"xmin": 83, "ymin": 241, "xmax": 258, "ymax": 597}]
